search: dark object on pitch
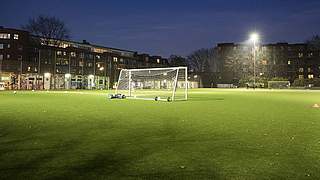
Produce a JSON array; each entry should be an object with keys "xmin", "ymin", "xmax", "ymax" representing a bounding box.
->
[
  {"xmin": 108, "ymin": 94, "xmax": 126, "ymax": 99},
  {"xmin": 155, "ymin": 96, "xmax": 159, "ymax": 101},
  {"xmin": 167, "ymin": 97, "xmax": 171, "ymax": 102}
]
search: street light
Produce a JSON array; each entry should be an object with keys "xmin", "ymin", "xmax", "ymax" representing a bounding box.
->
[{"xmin": 250, "ymin": 32, "xmax": 259, "ymax": 88}]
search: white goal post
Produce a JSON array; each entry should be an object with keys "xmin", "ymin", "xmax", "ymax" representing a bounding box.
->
[{"xmin": 116, "ymin": 67, "xmax": 188, "ymax": 101}]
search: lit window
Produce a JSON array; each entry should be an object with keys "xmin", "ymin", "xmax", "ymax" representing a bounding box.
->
[
  {"xmin": 298, "ymin": 75, "xmax": 304, "ymax": 79},
  {"xmin": 298, "ymin": 53, "xmax": 303, "ymax": 58},
  {"xmin": 308, "ymin": 52, "xmax": 313, "ymax": 57},
  {"xmin": 96, "ymin": 55, "xmax": 100, "ymax": 59},
  {"xmin": 299, "ymin": 68, "xmax": 304, "ymax": 72},
  {"xmin": 287, "ymin": 60, "xmax": 291, "ymax": 65},
  {"xmin": 0, "ymin": 54, "xmax": 3, "ymax": 60},
  {"xmin": 308, "ymin": 68, "xmax": 311, "ymax": 73},
  {"xmin": 262, "ymin": 60, "xmax": 267, "ymax": 65},
  {"xmin": 6, "ymin": 54, "xmax": 10, "ymax": 59},
  {"xmin": 157, "ymin": 59, "xmax": 160, "ymax": 63},
  {"xmin": 113, "ymin": 57, "xmax": 118, "ymax": 62},
  {"xmin": 88, "ymin": 62, "xmax": 93, "ymax": 67},
  {"xmin": 0, "ymin": 33, "xmax": 10, "ymax": 39},
  {"xmin": 27, "ymin": 66, "xmax": 31, "ymax": 71},
  {"xmin": 63, "ymin": 52, "xmax": 67, "ymax": 56},
  {"xmin": 71, "ymin": 52, "xmax": 76, "ymax": 57},
  {"xmin": 7, "ymin": 44, "xmax": 10, "ymax": 48},
  {"xmin": 308, "ymin": 74, "xmax": 314, "ymax": 79},
  {"xmin": 0, "ymin": 44, "xmax": 3, "ymax": 49},
  {"xmin": 13, "ymin": 34, "xmax": 19, "ymax": 40},
  {"xmin": 57, "ymin": 51, "xmax": 62, "ymax": 55}
]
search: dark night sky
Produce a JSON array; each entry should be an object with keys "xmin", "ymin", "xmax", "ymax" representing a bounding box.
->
[{"xmin": 1, "ymin": 0, "xmax": 320, "ymax": 57}]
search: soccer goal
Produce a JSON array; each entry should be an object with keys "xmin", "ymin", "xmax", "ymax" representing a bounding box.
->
[{"xmin": 116, "ymin": 67, "xmax": 188, "ymax": 101}]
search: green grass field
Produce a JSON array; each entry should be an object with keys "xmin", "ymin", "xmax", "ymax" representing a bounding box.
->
[{"xmin": 0, "ymin": 89, "xmax": 320, "ymax": 179}]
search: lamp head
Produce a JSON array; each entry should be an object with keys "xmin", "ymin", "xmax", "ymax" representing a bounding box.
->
[{"xmin": 250, "ymin": 33, "xmax": 259, "ymax": 43}]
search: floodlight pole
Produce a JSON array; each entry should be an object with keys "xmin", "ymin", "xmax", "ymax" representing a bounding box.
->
[
  {"xmin": 253, "ymin": 40, "xmax": 256, "ymax": 89},
  {"xmin": 185, "ymin": 67, "xmax": 188, "ymax": 100}
]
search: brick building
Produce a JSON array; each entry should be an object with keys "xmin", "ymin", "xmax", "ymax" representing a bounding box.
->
[{"xmin": 0, "ymin": 27, "xmax": 168, "ymax": 90}]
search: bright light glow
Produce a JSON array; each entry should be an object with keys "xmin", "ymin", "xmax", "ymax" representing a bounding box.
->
[
  {"xmin": 65, "ymin": 73, "xmax": 71, "ymax": 78},
  {"xmin": 44, "ymin": 73, "xmax": 51, "ymax": 78},
  {"xmin": 88, "ymin": 75, "xmax": 94, "ymax": 79},
  {"xmin": 99, "ymin": 67, "xmax": 104, "ymax": 71},
  {"xmin": 194, "ymin": 75, "xmax": 198, "ymax": 78},
  {"xmin": 250, "ymin": 33, "xmax": 259, "ymax": 43}
]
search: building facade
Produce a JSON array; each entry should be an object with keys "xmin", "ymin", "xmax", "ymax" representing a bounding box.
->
[
  {"xmin": 214, "ymin": 43, "xmax": 320, "ymax": 86},
  {"xmin": 0, "ymin": 27, "xmax": 168, "ymax": 90}
]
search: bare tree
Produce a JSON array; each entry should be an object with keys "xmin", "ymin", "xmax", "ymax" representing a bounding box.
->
[
  {"xmin": 187, "ymin": 48, "xmax": 215, "ymax": 72},
  {"xmin": 306, "ymin": 35, "xmax": 320, "ymax": 49},
  {"xmin": 22, "ymin": 15, "xmax": 70, "ymax": 46},
  {"xmin": 168, "ymin": 55, "xmax": 189, "ymax": 67}
]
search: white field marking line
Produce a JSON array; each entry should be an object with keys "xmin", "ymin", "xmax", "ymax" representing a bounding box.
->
[
  {"xmin": 188, "ymin": 88, "xmax": 320, "ymax": 93},
  {"xmin": 36, "ymin": 91, "xmax": 107, "ymax": 96}
]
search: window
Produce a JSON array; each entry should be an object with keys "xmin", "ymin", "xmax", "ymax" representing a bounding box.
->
[
  {"xmin": 299, "ymin": 68, "xmax": 304, "ymax": 72},
  {"xmin": 262, "ymin": 60, "xmax": 267, "ymax": 65},
  {"xmin": 7, "ymin": 44, "xmax": 10, "ymax": 48},
  {"xmin": 13, "ymin": 34, "xmax": 19, "ymax": 40},
  {"xmin": 63, "ymin": 51, "xmax": 67, "ymax": 56},
  {"xmin": 0, "ymin": 33, "xmax": 10, "ymax": 39},
  {"xmin": 0, "ymin": 44, "xmax": 3, "ymax": 49},
  {"xmin": 287, "ymin": 60, "xmax": 291, "ymax": 65},
  {"xmin": 57, "ymin": 51, "xmax": 62, "ymax": 55},
  {"xmin": 63, "ymin": 60, "xmax": 69, "ymax": 65},
  {"xmin": 157, "ymin": 59, "xmax": 160, "ymax": 63},
  {"xmin": 308, "ymin": 74, "xmax": 314, "ymax": 79},
  {"xmin": 71, "ymin": 52, "xmax": 76, "ymax": 57},
  {"xmin": 27, "ymin": 66, "xmax": 31, "ymax": 72},
  {"xmin": 6, "ymin": 54, "xmax": 10, "ymax": 59},
  {"xmin": 18, "ymin": 55, "xmax": 22, "ymax": 60},
  {"xmin": 113, "ymin": 57, "xmax": 118, "ymax": 62},
  {"xmin": 80, "ymin": 53, "xmax": 84, "ymax": 58},
  {"xmin": 298, "ymin": 75, "xmax": 304, "ymax": 79},
  {"xmin": 87, "ymin": 62, "xmax": 93, "ymax": 67},
  {"xmin": 298, "ymin": 53, "xmax": 303, "ymax": 58},
  {"xmin": 308, "ymin": 52, "xmax": 313, "ymax": 57},
  {"xmin": 0, "ymin": 54, "xmax": 3, "ymax": 60},
  {"xmin": 308, "ymin": 67, "xmax": 312, "ymax": 73},
  {"xmin": 96, "ymin": 55, "xmax": 100, "ymax": 59},
  {"xmin": 79, "ymin": 61, "xmax": 84, "ymax": 67}
]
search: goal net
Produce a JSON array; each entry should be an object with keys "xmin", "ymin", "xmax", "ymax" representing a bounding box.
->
[
  {"xmin": 116, "ymin": 67, "xmax": 188, "ymax": 101},
  {"xmin": 268, "ymin": 81, "xmax": 290, "ymax": 89}
]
